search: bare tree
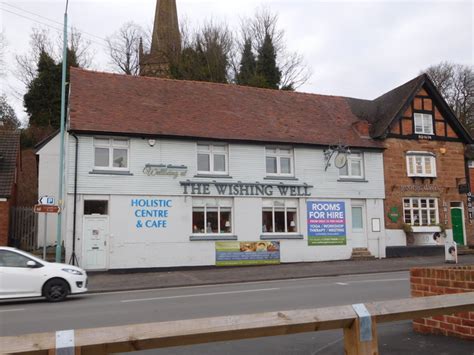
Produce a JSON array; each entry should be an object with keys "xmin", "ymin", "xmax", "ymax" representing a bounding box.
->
[
  {"xmin": 0, "ymin": 31, "xmax": 6, "ymax": 77},
  {"xmin": 106, "ymin": 22, "xmax": 147, "ymax": 75},
  {"xmin": 0, "ymin": 94, "xmax": 21, "ymax": 130},
  {"xmin": 237, "ymin": 7, "xmax": 311, "ymax": 90},
  {"xmin": 424, "ymin": 62, "xmax": 474, "ymax": 132},
  {"xmin": 16, "ymin": 27, "xmax": 93, "ymax": 86}
]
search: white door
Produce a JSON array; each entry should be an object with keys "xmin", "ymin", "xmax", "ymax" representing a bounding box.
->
[
  {"xmin": 83, "ymin": 216, "xmax": 108, "ymax": 270},
  {"xmin": 351, "ymin": 202, "xmax": 367, "ymax": 248}
]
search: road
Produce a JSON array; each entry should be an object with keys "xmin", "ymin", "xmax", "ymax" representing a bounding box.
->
[{"xmin": 0, "ymin": 271, "xmax": 472, "ymax": 354}]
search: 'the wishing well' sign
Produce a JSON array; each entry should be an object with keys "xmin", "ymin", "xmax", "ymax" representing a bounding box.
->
[{"xmin": 307, "ymin": 201, "xmax": 346, "ymax": 246}]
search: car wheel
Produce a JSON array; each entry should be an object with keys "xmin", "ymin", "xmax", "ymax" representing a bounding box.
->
[{"xmin": 43, "ymin": 279, "xmax": 69, "ymax": 302}]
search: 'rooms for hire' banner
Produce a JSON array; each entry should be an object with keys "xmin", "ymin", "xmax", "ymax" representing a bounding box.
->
[{"xmin": 307, "ymin": 201, "xmax": 346, "ymax": 246}]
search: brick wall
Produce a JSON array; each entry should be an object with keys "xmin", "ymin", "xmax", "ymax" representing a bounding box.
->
[
  {"xmin": 0, "ymin": 200, "xmax": 10, "ymax": 246},
  {"xmin": 410, "ymin": 266, "xmax": 474, "ymax": 340},
  {"xmin": 384, "ymin": 138, "xmax": 474, "ymax": 245}
]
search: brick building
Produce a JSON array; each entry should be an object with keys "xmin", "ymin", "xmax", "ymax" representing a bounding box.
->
[
  {"xmin": 0, "ymin": 130, "xmax": 21, "ymax": 246},
  {"xmin": 349, "ymin": 74, "xmax": 473, "ymax": 249}
]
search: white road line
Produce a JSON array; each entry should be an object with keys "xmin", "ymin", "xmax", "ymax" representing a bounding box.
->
[
  {"xmin": 121, "ymin": 287, "xmax": 281, "ymax": 303},
  {"xmin": 349, "ymin": 278, "xmax": 408, "ymax": 284},
  {"xmin": 0, "ymin": 308, "xmax": 25, "ymax": 313},
  {"xmin": 336, "ymin": 282, "xmax": 348, "ymax": 285}
]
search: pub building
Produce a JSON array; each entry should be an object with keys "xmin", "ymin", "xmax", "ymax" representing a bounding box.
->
[
  {"xmin": 347, "ymin": 74, "xmax": 473, "ymax": 253},
  {"xmin": 37, "ymin": 68, "xmax": 389, "ymax": 270}
]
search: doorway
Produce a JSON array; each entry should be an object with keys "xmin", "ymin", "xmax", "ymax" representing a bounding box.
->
[
  {"xmin": 450, "ymin": 204, "xmax": 465, "ymax": 246},
  {"xmin": 82, "ymin": 216, "xmax": 109, "ymax": 270},
  {"xmin": 351, "ymin": 201, "xmax": 367, "ymax": 248}
]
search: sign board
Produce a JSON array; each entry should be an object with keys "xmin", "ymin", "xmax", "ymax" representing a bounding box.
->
[
  {"xmin": 39, "ymin": 196, "xmax": 56, "ymax": 205},
  {"xmin": 34, "ymin": 204, "xmax": 60, "ymax": 214},
  {"xmin": 216, "ymin": 241, "xmax": 280, "ymax": 266},
  {"xmin": 307, "ymin": 201, "xmax": 346, "ymax": 246},
  {"xmin": 445, "ymin": 241, "xmax": 458, "ymax": 264}
]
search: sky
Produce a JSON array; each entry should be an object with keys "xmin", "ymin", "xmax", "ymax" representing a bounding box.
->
[{"xmin": 0, "ymin": 0, "xmax": 473, "ymax": 125}]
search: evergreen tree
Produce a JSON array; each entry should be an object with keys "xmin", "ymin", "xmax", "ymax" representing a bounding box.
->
[
  {"xmin": 256, "ymin": 33, "xmax": 281, "ymax": 89},
  {"xmin": 23, "ymin": 49, "xmax": 79, "ymax": 130},
  {"xmin": 236, "ymin": 38, "xmax": 257, "ymax": 86}
]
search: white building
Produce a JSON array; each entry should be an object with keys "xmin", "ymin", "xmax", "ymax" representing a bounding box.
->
[{"xmin": 38, "ymin": 68, "xmax": 387, "ymax": 270}]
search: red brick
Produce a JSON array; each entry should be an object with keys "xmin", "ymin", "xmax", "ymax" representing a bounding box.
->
[
  {"xmin": 440, "ymin": 322, "xmax": 455, "ymax": 331},
  {"xmin": 445, "ymin": 316, "xmax": 463, "ymax": 325},
  {"xmin": 433, "ymin": 315, "xmax": 446, "ymax": 322},
  {"xmin": 426, "ymin": 319, "xmax": 440, "ymax": 327},
  {"xmin": 454, "ymin": 325, "xmax": 471, "ymax": 335},
  {"xmin": 461, "ymin": 318, "xmax": 474, "ymax": 327}
]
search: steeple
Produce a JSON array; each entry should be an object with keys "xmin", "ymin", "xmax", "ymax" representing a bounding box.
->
[{"xmin": 139, "ymin": 0, "xmax": 181, "ymax": 78}]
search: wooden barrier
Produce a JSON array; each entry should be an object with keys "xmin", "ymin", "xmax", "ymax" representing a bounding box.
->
[{"xmin": 1, "ymin": 292, "xmax": 473, "ymax": 355}]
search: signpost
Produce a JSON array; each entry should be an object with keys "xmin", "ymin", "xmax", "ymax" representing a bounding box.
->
[{"xmin": 35, "ymin": 196, "xmax": 60, "ymax": 260}]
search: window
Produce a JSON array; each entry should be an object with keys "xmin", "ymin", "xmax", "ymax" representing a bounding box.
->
[
  {"xmin": 403, "ymin": 198, "xmax": 439, "ymax": 226},
  {"xmin": 94, "ymin": 138, "xmax": 129, "ymax": 170},
  {"xmin": 84, "ymin": 200, "xmax": 108, "ymax": 215},
  {"xmin": 406, "ymin": 152, "xmax": 436, "ymax": 177},
  {"xmin": 339, "ymin": 153, "xmax": 364, "ymax": 179},
  {"xmin": 262, "ymin": 200, "xmax": 298, "ymax": 233},
  {"xmin": 351, "ymin": 206, "xmax": 364, "ymax": 230},
  {"xmin": 266, "ymin": 147, "xmax": 294, "ymax": 176},
  {"xmin": 0, "ymin": 250, "xmax": 35, "ymax": 268},
  {"xmin": 192, "ymin": 199, "xmax": 232, "ymax": 234},
  {"xmin": 414, "ymin": 113, "xmax": 434, "ymax": 135},
  {"xmin": 197, "ymin": 144, "xmax": 228, "ymax": 175}
]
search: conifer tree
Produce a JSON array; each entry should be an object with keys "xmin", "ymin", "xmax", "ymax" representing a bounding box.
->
[
  {"xmin": 256, "ymin": 33, "xmax": 281, "ymax": 89},
  {"xmin": 236, "ymin": 38, "xmax": 257, "ymax": 86}
]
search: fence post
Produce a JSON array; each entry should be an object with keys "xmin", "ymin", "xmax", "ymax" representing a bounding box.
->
[{"xmin": 343, "ymin": 304, "xmax": 378, "ymax": 355}]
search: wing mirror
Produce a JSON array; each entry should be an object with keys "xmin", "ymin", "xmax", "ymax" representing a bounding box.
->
[{"xmin": 26, "ymin": 260, "xmax": 37, "ymax": 268}]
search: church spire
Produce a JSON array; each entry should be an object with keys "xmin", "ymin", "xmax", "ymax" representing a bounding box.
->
[{"xmin": 140, "ymin": 0, "xmax": 181, "ymax": 78}]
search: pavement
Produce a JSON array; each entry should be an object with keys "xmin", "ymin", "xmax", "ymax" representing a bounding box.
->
[{"xmin": 87, "ymin": 254, "xmax": 474, "ymax": 293}]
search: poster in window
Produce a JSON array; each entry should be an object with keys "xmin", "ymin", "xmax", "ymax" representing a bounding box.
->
[
  {"xmin": 307, "ymin": 201, "xmax": 346, "ymax": 246},
  {"xmin": 215, "ymin": 241, "xmax": 280, "ymax": 266}
]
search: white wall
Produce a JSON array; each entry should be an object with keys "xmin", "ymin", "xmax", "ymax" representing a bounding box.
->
[{"xmin": 36, "ymin": 134, "xmax": 60, "ymax": 247}]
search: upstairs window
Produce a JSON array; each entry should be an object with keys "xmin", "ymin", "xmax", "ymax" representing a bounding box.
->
[
  {"xmin": 414, "ymin": 113, "xmax": 434, "ymax": 135},
  {"xmin": 266, "ymin": 147, "xmax": 294, "ymax": 177},
  {"xmin": 339, "ymin": 153, "xmax": 364, "ymax": 179},
  {"xmin": 406, "ymin": 152, "xmax": 436, "ymax": 178},
  {"xmin": 94, "ymin": 138, "xmax": 129, "ymax": 170},
  {"xmin": 197, "ymin": 144, "xmax": 228, "ymax": 175}
]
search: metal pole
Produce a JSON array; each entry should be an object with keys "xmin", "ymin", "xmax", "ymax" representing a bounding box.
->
[
  {"xmin": 55, "ymin": 0, "xmax": 69, "ymax": 263},
  {"xmin": 43, "ymin": 214, "xmax": 48, "ymax": 260}
]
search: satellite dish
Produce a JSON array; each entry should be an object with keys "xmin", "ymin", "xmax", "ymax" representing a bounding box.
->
[{"xmin": 334, "ymin": 152, "xmax": 348, "ymax": 169}]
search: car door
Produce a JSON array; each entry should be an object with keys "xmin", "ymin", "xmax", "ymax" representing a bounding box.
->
[{"xmin": 0, "ymin": 250, "xmax": 45, "ymax": 298}]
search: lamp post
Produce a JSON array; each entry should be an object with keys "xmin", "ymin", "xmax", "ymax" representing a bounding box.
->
[{"xmin": 55, "ymin": 0, "xmax": 69, "ymax": 262}]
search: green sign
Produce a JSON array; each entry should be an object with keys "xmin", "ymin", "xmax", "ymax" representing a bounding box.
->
[{"xmin": 388, "ymin": 207, "xmax": 400, "ymax": 223}]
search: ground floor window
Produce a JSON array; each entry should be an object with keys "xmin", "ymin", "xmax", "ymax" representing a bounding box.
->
[
  {"xmin": 262, "ymin": 199, "xmax": 298, "ymax": 234},
  {"xmin": 403, "ymin": 197, "xmax": 438, "ymax": 226},
  {"xmin": 192, "ymin": 198, "xmax": 232, "ymax": 234},
  {"xmin": 84, "ymin": 200, "xmax": 108, "ymax": 215}
]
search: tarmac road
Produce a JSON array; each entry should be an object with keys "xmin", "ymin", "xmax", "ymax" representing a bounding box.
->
[{"xmin": 0, "ymin": 271, "xmax": 473, "ymax": 354}]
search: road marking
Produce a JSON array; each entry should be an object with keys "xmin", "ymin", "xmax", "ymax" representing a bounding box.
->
[
  {"xmin": 0, "ymin": 308, "xmax": 25, "ymax": 313},
  {"xmin": 121, "ymin": 287, "xmax": 281, "ymax": 303},
  {"xmin": 336, "ymin": 282, "xmax": 348, "ymax": 285},
  {"xmin": 89, "ymin": 271, "xmax": 408, "ymax": 297},
  {"xmin": 349, "ymin": 278, "xmax": 408, "ymax": 284}
]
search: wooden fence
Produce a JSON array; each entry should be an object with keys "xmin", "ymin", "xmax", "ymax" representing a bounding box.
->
[
  {"xmin": 1, "ymin": 292, "xmax": 473, "ymax": 355},
  {"xmin": 9, "ymin": 206, "xmax": 37, "ymax": 251}
]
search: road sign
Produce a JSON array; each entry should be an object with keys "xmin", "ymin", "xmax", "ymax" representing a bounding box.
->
[
  {"xmin": 34, "ymin": 204, "xmax": 60, "ymax": 214},
  {"xmin": 39, "ymin": 196, "xmax": 56, "ymax": 205}
]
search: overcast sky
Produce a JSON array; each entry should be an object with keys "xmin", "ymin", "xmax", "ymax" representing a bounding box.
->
[{"xmin": 1, "ymin": 0, "xmax": 472, "ymax": 125}]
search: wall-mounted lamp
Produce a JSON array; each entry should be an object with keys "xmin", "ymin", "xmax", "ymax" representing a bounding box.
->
[
  {"xmin": 439, "ymin": 148, "xmax": 447, "ymax": 155},
  {"xmin": 148, "ymin": 139, "xmax": 156, "ymax": 147}
]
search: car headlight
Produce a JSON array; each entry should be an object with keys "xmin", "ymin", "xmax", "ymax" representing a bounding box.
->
[{"xmin": 62, "ymin": 268, "xmax": 83, "ymax": 276}]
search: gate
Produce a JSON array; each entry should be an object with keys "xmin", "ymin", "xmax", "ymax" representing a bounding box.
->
[{"xmin": 9, "ymin": 206, "xmax": 37, "ymax": 251}]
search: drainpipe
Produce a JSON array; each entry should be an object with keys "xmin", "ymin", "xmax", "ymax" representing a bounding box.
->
[{"xmin": 68, "ymin": 133, "xmax": 79, "ymax": 266}]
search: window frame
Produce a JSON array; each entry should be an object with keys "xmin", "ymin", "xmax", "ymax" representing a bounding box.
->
[
  {"xmin": 406, "ymin": 152, "xmax": 437, "ymax": 178},
  {"xmin": 339, "ymin": 152, "xmax": 364, "ymax": 179},
  {"xmin": 261, "ymin": 199, "xmax": 299, "ymax": 234},
  {"xmin": 94, "ymin": 138, "xmax": 130, "ymax": 171},
  {"xmin": 197, "ymin": 143, "xmax": 229, "ymax": 176},
  {"xmin": 403, "ymin": 197, "xmax": 439, "ymax": 226},
  {"xmin": 265, "ymin": 147, "xmax": 294, "ymax": 177},
  {"xmin": 192, "ymin": 199, "xmax": 233, "ymax": 235},
  {"xmin": 414, "ymin": 113, "xmax": 434, "ymax": 135}
]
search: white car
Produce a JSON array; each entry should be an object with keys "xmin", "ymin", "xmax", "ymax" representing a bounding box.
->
[{"xmin": 0, "ymin": 247, "xmax": 87, "ymax": 302}]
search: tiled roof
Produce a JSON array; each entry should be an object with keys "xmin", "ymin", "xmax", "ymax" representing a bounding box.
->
[
  {"xmin": 68, "ymin": 68, "xmax": 384, "ymax": 149},
  {"xmin": 0, "ymin": 130, "xmax": 20, "ymax": 198}
]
